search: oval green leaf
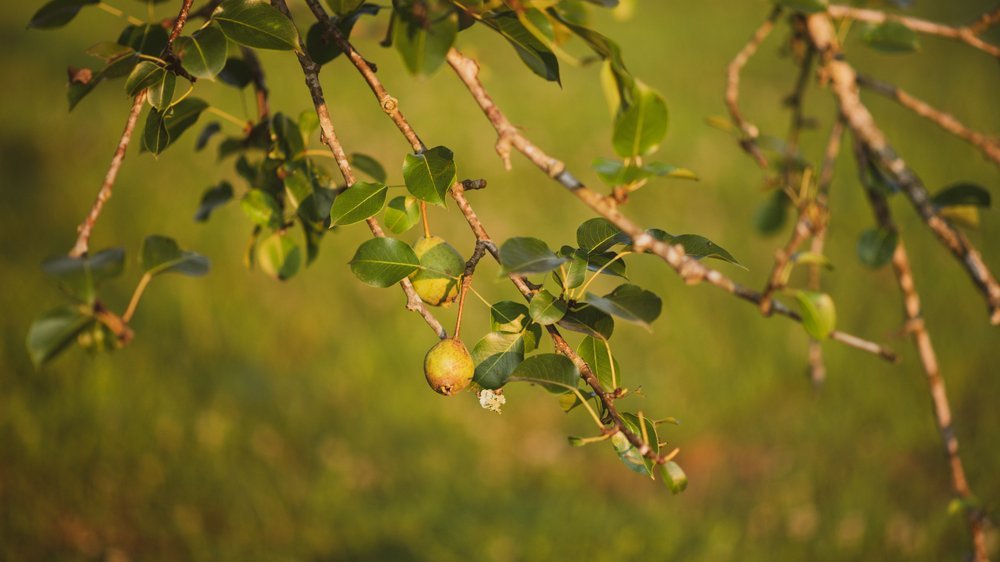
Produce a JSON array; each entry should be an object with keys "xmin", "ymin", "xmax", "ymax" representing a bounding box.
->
[
  {"xmin": 499, "ymin": 237, "xmax": 567, "ymax": 274},
  {"xmin": 214, "ymin": 0, "xmax": 301, "ymax": 51},
  {"xmin": 176, "ymin": 23, "xmax": 229, "ymax": 79},
  {"xmin": 330, "ymin": 181, "xmax": 387, "ymax": 226},
  {"xmin": 141, "ymin": 235, "xmax": 210, "ymax": 277},
  {"xmin": 26, "ymin": 306, "xmax": 93, "ymax": 368},
  {"xmin": 348, "ymin": 237, "xmax": 420, "ymax": 288},
  {"xmin": 384, "ymin": 195, "xmax": 421, "ymax": 234},
  {"xmin": 402, "ymin": 146, "xmax": 456, "ymax": 206},
  {"xmin": 528, "ymin": 289, "xmax": 567, "ymax": 325},
  {"xmin": 613, "ymin": 84, "xmax": 668, "ymax": 158},
  {"xmin": 510, "ymin": 353, "xmax": 579, "ymax": 394},
  {"xmin": 585, "ymin": 283, "xmax": 662, "ymax": 329},
  {"xmin": 257, "ymin": 231, "xmax": 301, "ymax": 281},
  {"xmin": 472, "ymin": 331, "xmax": 526, "ymax": 390},
  {"xmin": 857, "ymin": 227, "xmax": 898, "ymax": 269}
]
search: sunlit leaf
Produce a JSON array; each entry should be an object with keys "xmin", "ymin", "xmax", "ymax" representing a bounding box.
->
[{"xmin": 349, "ymin": 237, "xmax": 420, "ymax": 287}]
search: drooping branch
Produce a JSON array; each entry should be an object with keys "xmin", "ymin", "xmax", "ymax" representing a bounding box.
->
[
  {"xmin": 806, "ymin": 13, "xmax": 1000, "ymax": 325},
  {"xmin": 269, "ymin": 0, "xmax": 446, "ymax": 339},
  {"xmin": 69, "ymin": 91, "xmax": 147, "ymax": 258},
  {"xmin": 725, "ymin": 7, "xmax": 781, "ymax": 168},
  {"xmin": 300, "ymin": 1, "xmax": 672, "ymax": 464},
  {"xmin": 303, "ymin": 0, "xmax": 425, "ymax": 152},
  {"xmin": 444, "ymin": 48, "xmax": 896, "ymax": 362},
  {"xmin": 856, "ymin": 74, "xmax": 1000, "ymax": 167},
  {"xmin": 854, "ymin": 142, "xmax": 989, "ymax": 562},
  {"xmin": 826, "ymin": 4, "xmax": 1000, "ymax": 58},
  {"xmin": 451, "ymin": 185, "xmax": 668, "ymax": 464}
]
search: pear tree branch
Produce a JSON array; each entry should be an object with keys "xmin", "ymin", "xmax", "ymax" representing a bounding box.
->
[
  {"xmin": 269, "ymin": 0, "xmax": 446, "ymax": 339},
  {"xmin": 806, "ymin": 13, "xmax": 1000, "ymax": 324},
  {"xmin": 443, "ymin": 48, "xmax": 896, "ymax": 362}
]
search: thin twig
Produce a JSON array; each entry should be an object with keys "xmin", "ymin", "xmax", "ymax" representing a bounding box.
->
[
  {"xmin": 69, "ymin": 92, "xmax": 147, "ymax": 258},
  {"xmin": 854, "ymin": 142, "xmax": 989, "ymax": 562},
  {"xmin": 165, "ymin": 0, "xmax": 195, "ymax": 48},
  {"xmin": 968, "ymin": 7, "xmax": 1000, "ymax": 35},
  {"xmin": 453, "ymin": 239, "xmax": 489, "ymax": 340},
  {"xmin": 826, "ymin": 4, "xmax": 1000, "ymax": 58},
  {"xmin": 807, "ymin": 13, "xmax": 1000, "ymax": 324},
  {"xmin": 270, "ymin": 0, "xmax": 446, "ymax": 339},
  {"xmin": 303, "ymin": 0, "xmax": 426, "ymax": 152},
  {"xmin": 856, "ymin": 74, "xmax": 1000, "ymax": 167},
  {"xmin": 725, "ymin": 6, "xmax": 781, "ymax": 168},
  {"xmin": 445, "ymin": 48, "xmax": 897, "ymax": 362}
]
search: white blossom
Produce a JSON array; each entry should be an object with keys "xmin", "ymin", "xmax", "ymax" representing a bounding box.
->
[{"xmin": 478, "ymin": 389, "xmax": 506, "ymax": 414}]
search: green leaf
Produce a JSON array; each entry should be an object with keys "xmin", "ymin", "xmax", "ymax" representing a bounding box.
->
[
  {"xmin": 140, "ymin": 235, "xmax": 210, "ymax": 277},
  {"xmin": 863, "ymin": 20, "xmax": 919, "ymax": 53},
  {"xmin": 241, "ymin": 189, "xmax": 282, "ymax": 228},
  {"xmin": 147, "ymin": 70, "xmax": 176, "ymax": 110},
  {"xmin": 384, "ymin": 195, "xmax": 421, "ymax": 234},
  {"xmin": 68, "ymin": 52, "xmax": 138, "ymax": 111},
  {"xmin": 660, "ymin": 461, "xmax": 688, "ymax": 494},
  {"xmin": 143, "ymin": 108, "xmax": 170, "ymax": 154},
  {"xmin": 26, "ymin": 306, "xmax": 93, "ymax": 368},
  {"xmin": 472, "ymin": 331, "xmax": 525, "ymax": 389},
  {"xmin": 558, "ymin": 304, "xmax": 614, "ymax": 340},
  {"xmin": 125, "ymin": 60, "xmax": 164, "ymax": 97},
  {"xmin": 28, "ymin": 0, "xmax": 98, "ymax": 29},
  {"xmin": 218, "ymin": 57, "xmax": 253, "ymax": 88},
  {"xmin": 272, "ymin": 112, "xmax": 305, "ymax": 160},
  {"xmin": 326, "ymin": 0, "xmax": 363, "ymax": 16},
  {"xmin": 283, "ymin": 167, "xmax": 313, "ymax": 212},
  {"xmin": 392, "ymin": 8, "xmax": 457, "ymax": 76},
  {"xmin": 794, "ymin": 290, "xmax": 836, "ymax": 340},
  {"xmin": 42, "ymin": 248, "xmax": 125, "ymax": 303},
  {"xmin": 577, "ymin": 336, "xmax": 620, "ymax": 390},
  {"xmin": 194, "ymin": 181, "xmax": 234, "ymax": 222},
  {"xmin": 587, "ymin": 251, "xmax": 627, "ymax": 279},
  {"xmin": 592, "ymin": 158, "xmax": 698, "ymax": 185},
  {"xmin": 257, "ymin": 232, "xmax": 301, "ymax": 280},
  {"xmin": 613, "ymin": 83, "xmax": 668, "ymax": 158},
  {"xmin": 555, "ymin": 247, "xmax": 588, "ymax": 290},
  {"xmin": 611, "ymin": 431, "xmax": 649, "ymax": 476},
  {"xmin": 857, "ymin": 227, "xmax": 898, "ymax": 269},
  {"xmin": 491, "ymin": 301, "xmax": 531, "ymax": 333},
  {"xmin": 931, "ymin": 183, "xmax": 991, "ymax": 209},
  {"xmin": 755, "ymin": 190, "xmax": 788, "ymax": 235},
  {"xmin": 329, "ymin": 181, "xmax": 388, "ymax": 226},
  {"xmin": 577, "ymin": 217, "xmax": 629, "ymax": 254},
  {"xmin": 117, "ymin": 24, "xmax": 168, "ymax": 55},
  {"xmin": 144, "ymin": 98, "xmax": 209, "ymax": 155},
  {"xmin": 349, "ymin": 153, "xmax": 388, "ymax": 183},
  {"xmin": 669, "ymin": 234, "xmax": 744, "ymax": 268},
  {"xmin": 402, "ymin": 146, "xmax": 456, "ymax": 206},
  {"xmin": 349, "ymin": 237, "xmax": 420, "ymax": 288},
  {"xmin": 214, "ymin": 0, "xmax": 301, "ymax": 51},
  {"xmin": 481, "ymin": 10, "xmax": 560, "ymax": 83},
  {"xmin": 585, "ymin": 284, "xmax": 662, "ymax": 329},
  {"xmin": 775, "ymin": 0, "xmax": 828, "ymax": 14},
  {"xmin": 510, "ymin": 353, "xmax": 579, "ymax": 394},
  {"xmin": 529, "ymin": 289, "xmax": 568, "ymax": 325},
  {"xmin": 499, "ymin": 237, "xmax": 567, "ymax": 274},
  {"xmin": 176, "ymin": 23, "xmax": 229, "ymax": 79},
  {"xmin": 548, "ymin": 12, "xmax": 634, "ymax": 109}
]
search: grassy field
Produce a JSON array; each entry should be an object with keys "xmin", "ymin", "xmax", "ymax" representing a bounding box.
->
[{"xmin": 2, "ymin": 1, "xmax": 998, "ymax": 560}]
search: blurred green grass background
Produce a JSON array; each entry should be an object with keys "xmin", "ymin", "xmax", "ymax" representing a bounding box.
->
[{"xmin": 2, "ymin": 1, "xmax": 999, "ymax": 560}]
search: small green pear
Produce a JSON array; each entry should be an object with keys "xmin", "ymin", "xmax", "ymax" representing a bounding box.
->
[
  {"xmin": 423, "ymin": 338, "xmax": 474, "ymax": 396},
  {"xmin": 410, "ymin": 236, "xmax": 464, "ymax": 307}
]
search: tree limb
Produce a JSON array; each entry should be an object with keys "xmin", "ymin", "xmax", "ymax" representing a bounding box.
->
[
  {"xmin": 270, "ymin": 0, "xmax": 446, "ymax": 339},
  {"xmin": 826, "ymin": 4, "xmax": 1000, "ymax": 58},
  {"xmin": 445, "ymin": 47, "xmax": 896, "ymax": 362},
  {"xmin": 807, "ymin": 13, "xmax": 1000, "ymax": 325}
]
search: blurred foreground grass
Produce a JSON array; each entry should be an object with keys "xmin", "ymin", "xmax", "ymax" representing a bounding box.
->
[{"xmin": 1, "ymin": 1, "xmax": 999, "ymax": 560}]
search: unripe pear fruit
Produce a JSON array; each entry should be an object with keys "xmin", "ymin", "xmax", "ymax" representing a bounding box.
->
[
  {"xmin": 410, "ymin": 236, "xmax": 464, "ymax": 307},
  {"xmin": 423, "ymin": 338, "xmax": 474, "ymax": 396}
]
